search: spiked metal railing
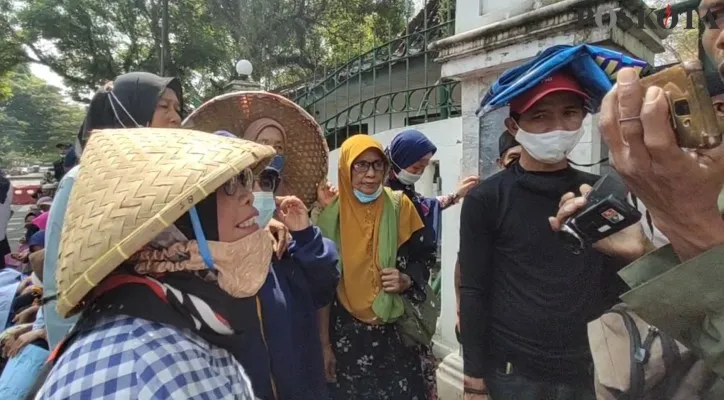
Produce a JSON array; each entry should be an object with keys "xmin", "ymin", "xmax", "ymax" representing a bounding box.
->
[
  {"xmin": 282, "ymin": 0, "xmax": 457, "ymax": 150},
  {"xmin": 320, "ymin": 80, "xmax": 461, "ymax": 150}
]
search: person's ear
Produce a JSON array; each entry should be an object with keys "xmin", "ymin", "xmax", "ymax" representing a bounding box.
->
[{"xmin": 504, "ymin": 118, "xmax": 519, "ymax": 136}]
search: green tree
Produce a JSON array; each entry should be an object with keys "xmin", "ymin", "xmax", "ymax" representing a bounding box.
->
[
  {"xmin": 0, "ymin": 0, "xmax": 26, "ymax": 101},
  {"xmin": 644, "ymin": 0, "xmax": 700, "ymax": 65},
  {"xmin": 0, "ymin": 65, "xmax": 85, "ymax": 162},
  {"xmin": 6, "ymin": 0, "xmax": 234, "ymax": 102},
  {"xmin": 3, "ymin": 0, "xmax": 412, "ymax": 98},
  {"xmin": 313, "ymin": 0, "xmax": 412, "ymax": 65}
]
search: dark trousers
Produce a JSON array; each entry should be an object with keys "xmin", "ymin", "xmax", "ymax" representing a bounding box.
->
[{"xmin": 483, "ymin": 365, "xmax": 596, "ymax": 400}]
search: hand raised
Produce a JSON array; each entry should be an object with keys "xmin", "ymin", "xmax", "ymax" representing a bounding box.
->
[
  {"xmin": 275, "ymin": 196, "xmax": 311, "ymax": 232},
  {"xmin": 456, "ymin": 176, "xmax": 480, "ymax": 198},
  {"xmin": 265, "ymin": 218, "xmax": 290, "ymax": 258},
  {"xmin": 316, "ymin": 180, "xmax": 338, "ymax": 208}
]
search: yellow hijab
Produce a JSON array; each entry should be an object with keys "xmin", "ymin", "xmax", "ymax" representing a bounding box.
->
[{"xmin": 336, "ymin": 135, "xmax": 423, "ymax": 323}]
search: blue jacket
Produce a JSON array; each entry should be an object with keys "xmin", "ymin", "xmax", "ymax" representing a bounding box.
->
[
  {"xmin": 42, "ymin": 166, "xmax": 80, "ymax": 348},
  {"xmin": 244, "ymin": 225, "xmax": 339, "ymax": 400}
]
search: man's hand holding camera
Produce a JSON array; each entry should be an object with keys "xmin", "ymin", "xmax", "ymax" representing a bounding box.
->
[
  {"xmin": 549, "ymin": 184, "xmax": 653, "ymax": 262},
  {"xmin": 597, "ymin": 68, "xmax": 724, "ymax": 261}
]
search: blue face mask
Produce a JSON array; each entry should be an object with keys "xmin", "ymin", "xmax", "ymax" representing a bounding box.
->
[
  {"xmin": 353, "ymin": 185, "xmax": 383, "ymax": 203},
  {"xmin": 253, "ymin": 191, "xmax": 276, "ymax": 228}
]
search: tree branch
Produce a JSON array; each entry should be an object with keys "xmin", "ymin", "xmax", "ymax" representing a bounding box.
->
[
  {"xmin": 274, "ymin": 54, "xmax": 315, "ymax": 70},
  {"xmin": 23, "ymin": 42, "xmax": 90, "ymax": 87}
]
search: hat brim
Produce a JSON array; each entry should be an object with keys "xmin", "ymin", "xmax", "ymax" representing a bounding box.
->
[
  {"xmin": 182, "ymin": 91, "xmax": 329, "ymax": 207},
  {"xmin": 514, "ymin": 88, "xmax": 590, "ymax": 114}
]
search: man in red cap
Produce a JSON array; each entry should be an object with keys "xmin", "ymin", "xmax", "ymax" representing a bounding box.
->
[
  {"xmin": 459, "ymin": 69, "xmax": 641, "ymax": 400},
  {"xmin": 504, "ymin": 71, "xmax": 589, "ymax": 167}
]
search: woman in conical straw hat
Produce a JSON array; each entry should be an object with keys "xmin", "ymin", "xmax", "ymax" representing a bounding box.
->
[
  {"xmin": 184, "ymin": 92, "xmax": 340, "ymax": 400},
  {"xmin": 183, "ymin": 91, "xmax": 329, "ymax": 208},
  {"xmin": 35, "ymin": 128, "xmax": 277, "ymax": 399},
  {"xmin": 42, "ymin": 72, "xmax": 184, "ymax": 352}
]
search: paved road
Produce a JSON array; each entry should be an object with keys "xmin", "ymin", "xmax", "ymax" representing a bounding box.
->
[{"xmin": 6, "ymin": 205, "xmax": 31, "ymax": 251}]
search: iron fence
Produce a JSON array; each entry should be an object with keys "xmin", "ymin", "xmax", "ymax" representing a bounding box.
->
[{"xmin": 282, "ymin": 0, "xmax": 458, "ymax": 150}]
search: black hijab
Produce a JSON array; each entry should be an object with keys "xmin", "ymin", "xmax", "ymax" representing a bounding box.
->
[
  {"xmin": 78, "ymin": 72, "xmax": 183, "ymax": 148},
  {"xmin": 174, "ymin": 193, "xmax": 219, "ymax": 241}
]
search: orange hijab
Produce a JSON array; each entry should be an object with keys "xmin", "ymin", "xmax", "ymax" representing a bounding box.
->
[{"xmin": 336, "ymin": 135, "xmax": 423, "ymax": 323}]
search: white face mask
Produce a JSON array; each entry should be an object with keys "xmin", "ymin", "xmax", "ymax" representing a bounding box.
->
[
  {"xmin": 514, "ymin": 126, "xmax": 584, "ymax": 164},
  {"xmin": 396, "ymin": 169, "xmax": 422, "ymax": 186}
]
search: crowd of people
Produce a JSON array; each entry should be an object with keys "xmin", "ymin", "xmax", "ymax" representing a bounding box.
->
[
  {"xmin": 0, "ymin": 70, "xmax": 479, "ymax": 399},
  {"xmin": 0, "ymin": 3, "xmax": 722, "ymax": 398}
]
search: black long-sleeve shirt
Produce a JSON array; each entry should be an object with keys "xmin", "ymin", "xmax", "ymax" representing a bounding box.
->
[{"xmin": 459, "ymin": 163, "xmax": 626, "ymax": 383}]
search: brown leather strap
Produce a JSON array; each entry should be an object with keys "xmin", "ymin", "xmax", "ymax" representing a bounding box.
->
[{"xmin": 463, "ymin": 387, "xmax": 489, "ymax": 395}]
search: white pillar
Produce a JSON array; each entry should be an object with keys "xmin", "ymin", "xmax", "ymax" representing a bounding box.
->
[{"xmin": 569, "ymin": 114, "xmax": 604, "ymax": 175}]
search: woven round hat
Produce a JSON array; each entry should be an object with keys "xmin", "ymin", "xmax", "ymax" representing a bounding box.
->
[
  {"xmin": 182, "ymin": 91, "xmax": 328, "ymax": 207},
  {"xmin": 56, "ymin": 128, "xmax": 276, "ymax": 317}
]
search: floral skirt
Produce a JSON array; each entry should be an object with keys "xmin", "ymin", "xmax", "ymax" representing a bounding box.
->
[{"xmin": 328, "ymin": 300, "xmax": 431, "ymax": 400}]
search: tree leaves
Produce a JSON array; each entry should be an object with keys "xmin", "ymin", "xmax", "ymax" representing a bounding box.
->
[
  {"xmin": 2, "ymin": 0, "xmax": 411, "ymax": 99},
  {"xmin": 0, "ymin": 65, "xmax": 85, "ymax": 160}
]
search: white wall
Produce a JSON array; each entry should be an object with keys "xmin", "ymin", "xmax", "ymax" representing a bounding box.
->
[
  {"xmin": 326, "ymin": 117, "xmax": 464, "ymax": 354},
  {"xmin": 455, "ymin": 0, "xmax": 537, "ymax": 34}
]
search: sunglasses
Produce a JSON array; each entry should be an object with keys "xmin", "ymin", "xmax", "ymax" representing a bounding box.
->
[{"xmin": 222, "ymin": 168, "xmax": 255, "ymax": 196}]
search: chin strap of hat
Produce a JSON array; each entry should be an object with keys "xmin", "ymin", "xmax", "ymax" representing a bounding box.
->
[{"xmin": 189, "ymin": 206, "xmax": 215, "ymax": 270}]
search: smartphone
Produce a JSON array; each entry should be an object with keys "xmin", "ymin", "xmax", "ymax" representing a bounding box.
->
[{"xmin": 640, "ymin": 61, "xmax": 723, "ymax": 149}]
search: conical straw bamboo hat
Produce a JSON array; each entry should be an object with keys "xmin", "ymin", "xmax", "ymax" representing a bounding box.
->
[
  {"xmin": 56, "ymin": 128, "xmax": 276, "ymax": 317},
  {"xmin": 183, "ymin": 91, "xmax": 328, "ymax": 207}
]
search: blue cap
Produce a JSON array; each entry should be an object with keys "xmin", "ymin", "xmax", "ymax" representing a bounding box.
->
[
  {"xmin": 265, "ymin": 154, "xmax": 285, "ymax": 174},
  {"xmin": 213, "ymin": 130, "xmax": 237, "ymax": 138},
  {"xmin": 29, "ymin": 230, "xmax": 45, "ymax": 248}
]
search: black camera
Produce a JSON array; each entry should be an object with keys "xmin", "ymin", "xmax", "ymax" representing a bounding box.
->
[{"xmin": 560, "ymin": 174, "xmax": 641, "ymax": 253}]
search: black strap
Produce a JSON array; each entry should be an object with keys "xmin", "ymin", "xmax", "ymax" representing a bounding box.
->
[
  {"xmin": 630, "ymin": 194, "xmax": 656, "ymax": 238},
  {"xmin": 657, "ymin": 331, "xmax": 684, "ymax": 398},
  {"xmin": 639, "ymin": 327, "xmax": 659, "ymax": 365},
  {"xmin": 568, "ymin": 157, "xmax": 609, "ymax": 168},
  {"xmin": 609, "ymin": 308, "xmax": 646, "ymax": 399},
  {"xmin": 645, "ymin": 210, "xmax": 655, "ymax": 238},
  {"xmin": 40, "ymin": 294, "xmax": 57, "ymax": 305},
  {"xmin": 463, "ymin": 387, "xmax": 489, "ymax": 395}
]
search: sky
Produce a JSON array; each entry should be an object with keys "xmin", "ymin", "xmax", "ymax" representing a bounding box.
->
[{"xmin": 29, "ymin": 63, "xmax": 66, "ymax": 90}]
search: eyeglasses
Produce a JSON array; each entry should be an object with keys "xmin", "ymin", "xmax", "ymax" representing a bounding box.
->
[
  {"xmin": 222, "ymin": 168, "xmax": 254, "ymax": 196},
  {"xmin": 352, "ymin": 160, "xmax": 386, "ymax": 174},
  {"xmin": 257, "ymin": 170, "xmax": 281, "ymax": 193}
]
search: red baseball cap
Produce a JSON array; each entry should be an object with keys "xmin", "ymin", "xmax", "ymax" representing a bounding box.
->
[{"xmin": 509, "ymin": 71, "xmax": 589, "ymax": 114}]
